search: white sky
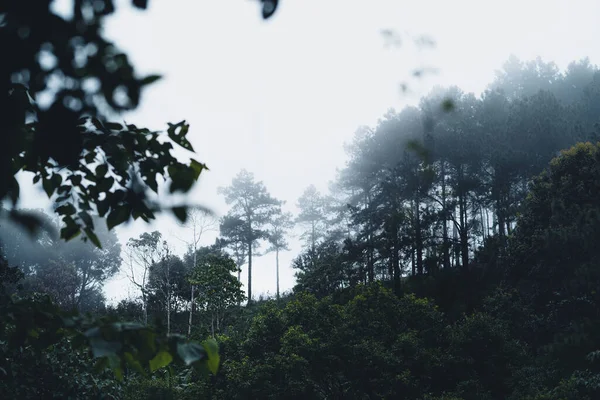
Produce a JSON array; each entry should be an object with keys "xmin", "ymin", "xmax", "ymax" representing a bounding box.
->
[{"xmin": 19, "ymin": 0, "xmax": 600, "ymax": 304}]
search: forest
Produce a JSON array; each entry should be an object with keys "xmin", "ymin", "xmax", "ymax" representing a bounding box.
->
[{"xmin": 3, "ymin": 1, "xmax": 600, "ymax": 399}]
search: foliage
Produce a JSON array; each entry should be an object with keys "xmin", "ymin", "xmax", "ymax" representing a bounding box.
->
[
  {"xmin": 1, "ymin": 1, "xmax": 207, "ymax": 244},
  {"xmin": 218, "ymin": 169, "xmax": 282, "ymax": 302},
  {"xmin": 0, "ymin": 260, "xmax": 220, "ymax": 397},
  {"xmin": 190, "ymin": 251, "xmax": 246, "ymax": 337}
]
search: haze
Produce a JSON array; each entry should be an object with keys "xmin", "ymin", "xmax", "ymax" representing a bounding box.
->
[{"xmin": 17, "ymin": 0, "xmax": 600, "ymax": 303}]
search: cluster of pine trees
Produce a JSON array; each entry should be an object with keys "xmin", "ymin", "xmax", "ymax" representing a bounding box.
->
[{"xmin": 288, "ymin": 56, "xmax": 600, "ymax": 296}]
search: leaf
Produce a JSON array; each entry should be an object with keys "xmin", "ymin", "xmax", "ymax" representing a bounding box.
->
[
  {"xmin": 97, "ymin": 176, "xmax": 115, "ymax": 193},
  {"xmin": 107, "ymin": 207, "xmax": 130, "ymax": 230},
  {"xmin": 9, "ymin": 210, "xmax": 44, "ymax": 237},
  {"xmin": 176, "ymin": 342, "xmax": 207, "ymax": 366},
  {"xmin": 42, "ymin": 175, "xmax": 57, "ymax": 197},
  {"xmin": 88, "ymin": 337, "xmax": 122, "ymax": 358},
  {"xmin": 84, "ymin": 228, "xmax": 102, "ymax": 249},
  {"xmin": 69, "ymin": 174, "xmax": 82, "ymax": 185},
  {"xmin": 107, "ymin": 354, "xmax": 124, "ymax": 381},
  {"xmin": 202, "ymin": 338, "xmax": 220, "ymax": 374},
  {"xmin": 140, "ymin": 74, "xmax": 162, "ymax": 86},
  {"xmin": 167, "ymin": 121, "xmax": 194, "ymax": 151},
  {"xmin": 124, "ymin": 352, "xmax": 146, "ymax": 376},
  {"xmin": 168, "ymin": 165, "xmax": 195, "ymax": 193},
  {"xmin": 261, "ymin": 0, "xmax": 278, "ymax": 19},
  {"xmin": 105, "ymin": 122, "xmax": 123, "ymax": 130},
  {"xmin": 78, "ymin": 211, "xmax": 94, "ymax": 228},
  {"xmin": 60, "ymin": 224, "xmax": 80, "ymax": 241},
  {"xmin": 190, "ymin": 159, "xmax": 208, "ymax": 179},
  {"xmin": 56, "ymin": 204, "xmax": 77, "ymax": 216},
  {"xmin": 96, "ymin": 164, "xmax": 108, "ymax": 178},
  {"xmin": 132, "ymin": 0, "xmax": 148, "ymax": 9},
  {"xmin": 149, "ymin": 351, "xmax": 173, "ymax": 372},
  {"xmin": 172, "ymin": 206, "xmax": 187, "ymax": 223},
  {"xmin": 92, "ymin": 357, "xmax": 110, "ymax": 374}
]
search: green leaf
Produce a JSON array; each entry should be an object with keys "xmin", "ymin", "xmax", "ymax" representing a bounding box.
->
[
  {"xmin": 172, "ymin": 206, "xmax": 187, "ymax": 223},
  {"xmin": 176, "ymin": 342, "xmax": 207, "ymax": 366},
  {"xmin": 261, "ymin": 0, "xmax": 278, "ymax": 19},
  {"xmin": 88, "ymin": 337, "xmax": 122, "ymax": 358},
  {"xmin": 149, "ymin": 351, "xmax": 173, "ymax": 372},
  {"xmin": 140, "ymin": 74, "xmax": 162, "ymax": 86},
  {"xmin": 132, "ymin": 0, "xmax": 148, "ymax": 10},
  {"xmin": 42, "ymin": 176, "xmax": 54, "ymax": 197},
  {"xmin": 105, "ymin": 122, "xmax": 123, "ymax": 130},
  {"xmin": 202, "ymin": 338, "xmax": 220, "ymax": 374},
  {"xmin": 56, "ymin": 204, "xmax": 77, "ymax": 216},
  {"xmin": 84, "ymin": 228, "xmax": 102, "ymax": 249},
  {"xmin": 107, "ymin": 354, "xmax": 124, "ymax": 381},
  {"xmin": 96, "ymin": 164, "xmax": 108, "ymax": 178},
  {"xmin": 97, "ymin": 177, "xmax": 115, "ymax": 193},
  {"xmin": 78, "ymin": 211, "xmax": 93, "ymax": 228},
  {"xmin": 93, "ymin": 357, "xmax": 110, "ymax": 374},
  {"xmin": 167, "ymin": 121, "xmax": 194, "ymax": 151},
  {"xmin": 190, "ymin": 159, "xmax": 208, "ymax": 179},
  {"xmin": 124, "ymin": 352, "xmax": 146, "ymax": 376},
  {"xmin": 69, "ymin": 174, "xmax": 82, "ymax": 185},
  {"xmin": 107, "ymin": 207, "xmax": 130, "ymax": 230},
  {"xmin": 60, "ymin": 224, "xmax": 81, "ymax": 241}
]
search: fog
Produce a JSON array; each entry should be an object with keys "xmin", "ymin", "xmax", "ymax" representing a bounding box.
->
[{"xmin": 15, "ymin": 0, "xmax": 600, "ymax": 304}]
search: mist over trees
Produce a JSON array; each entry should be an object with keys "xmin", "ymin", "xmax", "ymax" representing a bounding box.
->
[{"xmin": 5, "ymin": 46, "xmax": 600, "ymax": 398}]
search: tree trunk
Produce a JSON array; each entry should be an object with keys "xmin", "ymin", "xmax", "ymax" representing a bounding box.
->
[
  {"xmin": 237, "ymin": 263, "xmax": 242, "ymax": 307},
  {"xmin": 188, "ymin": 247, "xmax": 197, "ymax": 337},
  {"xmin": 247, "ymin": 241, "xmax": 253, "ymax": 304},
  {"xmin": 142, "ymin": 294, "xmax": 148, "ymax": 325},
  {"xmin": 276, "ymin": 248, "xmax": 280, "ymax": 301},
  {"xmin": 187, "ymin": 285, "xmax": 194, "ymax": 337},
  {"xmin": 480, "ymin": 205, "xmax": 486, "ymax": 241},
  {"xmin": 414, "ymin": 199, "xmax": 423, "ymax": 275},
  {"xmin": 453, "ymin": 219, "xmax": 460, "ymax": 268},
  {"xmin": 216, "ymin": 309, "xmax": 220, "ymax": 333},
  {"xmin": 392, "ymin": 222, "xmax": 401, "ymax": 292},
  {"xmin": 497, "ymin": 191, "xmax": 506, "ymax": 237},
  {"xmin": 460, "ymin": 194, "xmax": 469, "ymax": 270},
  {"xmin": 311, "ymin": 221, "xmax": 316, "ymax": 254},
  {"xmin": 167, "ymin": 295, "xmax": 171, "ymax": 335},
  {"xmin": 367, "ymin": 231, "xmax": 374, "ymax": 282},
  {"xmin": 441, "ymin": 161, "xmax": 450, "ymax": 269}
]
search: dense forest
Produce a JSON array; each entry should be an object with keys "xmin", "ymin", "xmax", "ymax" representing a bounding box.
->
[{"xmin": 4, "ymin": 1, "xmax": 600, "ymax": 399}]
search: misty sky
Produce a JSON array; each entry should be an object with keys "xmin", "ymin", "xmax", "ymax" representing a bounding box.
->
[{"xmin": 18, "ymin": 0, "xmax": 600, "ymax": 304}]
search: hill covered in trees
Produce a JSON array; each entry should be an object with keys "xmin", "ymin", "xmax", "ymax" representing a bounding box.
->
[{"xmin": 5, "ymin": 54, "xmax": 600, "ymax": 399}]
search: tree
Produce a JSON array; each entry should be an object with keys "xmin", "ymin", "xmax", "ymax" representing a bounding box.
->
[
  {"xmin": 190, "ymin": 252, "xmax": 245, "ymax": 337},
  {"xmin": 218, "ymin": 215, "xmax": 248, "ymax": 283},
  {"xmin": 293, "ymin": 240, "xmax": 346, "ymax": 298},
  {"xmin": 147, "ymin": 247, "xmax": 187, "ymax": 335},
  {"xmin": 0, "ymin": 0, "xmax": 288, "ymax": 385},
  {"xmin": 296, "ymin": 185, "xmax": 329, "ymax": 253},
  {"xmin": 266, "ymin": 207, "xmax": 294, "ymax": 300},
  {"xmin": 218, "ymin": 170, "xmax": 281, "ymax": 303},
  {"xmin": 175, "ymin": 208, "xmax": 217, "ymax": 336},
  {"xmin": 0, "ymin": 210, "xmax": 119, "ymax": 311},
  {"xmin": 59, "ymin": 217, "xmax": 121, "ymax": 309},
  {"xmin": 126, "ymin": 231, "xmax": 168, "ymax": 325},
  {"xmin": 1, "ymin": 0, "xmax": 207, "ymax": 245}
]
